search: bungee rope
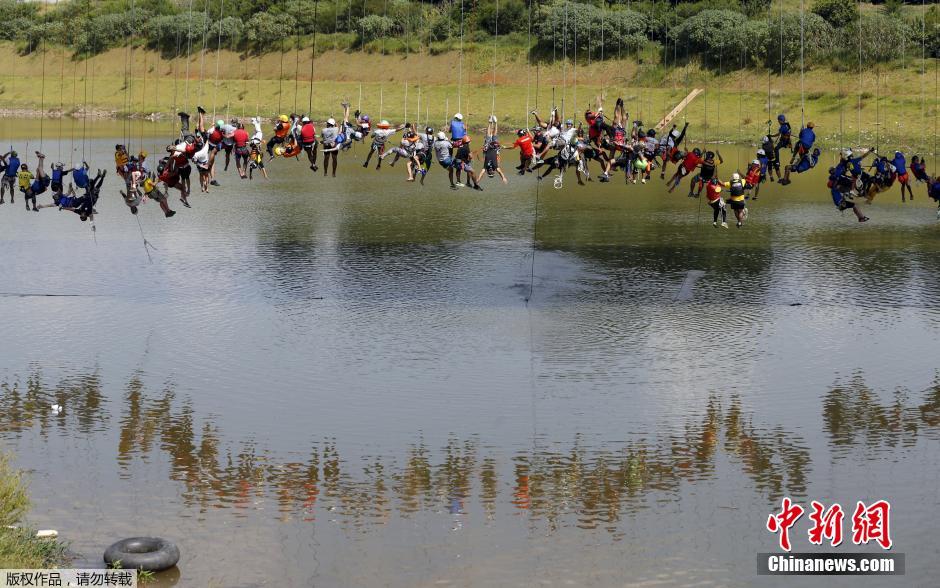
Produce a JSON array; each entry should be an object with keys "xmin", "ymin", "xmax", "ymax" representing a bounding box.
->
[{"xmin": 212, "ymin": 0, "xmax": 226, "ymax": 120}]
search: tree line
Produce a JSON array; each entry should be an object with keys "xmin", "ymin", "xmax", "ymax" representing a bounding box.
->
[{"xmin": 2, "ymin": 0, "xmax": 938, "ymax": 68}]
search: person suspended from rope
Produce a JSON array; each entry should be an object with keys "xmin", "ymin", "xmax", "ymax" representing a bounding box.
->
[
  {"xmin": 863, "ymin": 153, "xmax": 895, "ymax": 203},
  {"xmin": 50, "ymin": 162, "xmax": 70, "ymax": 200},
  {"xmin": 724, "ymin": 172, "xmax": 748, "ymax": 228},
  {"xmin": 64, "ymin": 169, "xmax": 106, "ymax": 222},
  {"xmin": 158, "ymin": 152, "xmax": 191, "ymax": 208},
  {"xmin": 779, "ymin": 122, "xmax": 817, "ymax": 185},
  {"xmin": 828, "ymin": 165, "xmax": 869, "ymax": 223},
  {"xmin": 22, "ymin": 152, "xmax": 50, "ymax": 212},
  {"xmin": 220, "ymin": 118, "xmax": 237, "ymax": 176},
  {"xmin": 299, "ymin": 115, "xmax": 318, "ymax": 172},
  {"xmin": 122, "ymin": 154, "xmax": 144, "ymax": 206},
  {"xmin": 432, "ymin": 132, "xmax": 457, "ymax": 189},
  {"xmin": 142, "ymin": 172, "xmax": 177, "ymax": 218},
  {"xmin": 233, "ymin": 122, "xmax": 250, "ymax": 179},
  {"xmin": 578, "ymin": 132, "xmax": 611, "ymax": 183},
  {"xmin": 666, "ymin": 147, "xmax": 701, "ymax": 194},
  {"xmin": 193, "ymin": 137, "xmax": 213, "ymax": 193},
  {"xmin": 36, "ymin": 182, "xmax": 76, "ymax": 211},
  {"xmin": 928, "ymin": 175, "xmax": 940, "ymax": 218},
  {"xmin": 114, "ymin": 144, "xmax": 129, "ymax": 179},
  {"xmin": 0, "ymin": 150, "xmax": 19, "ymax": 204},
  {"xmin": 760, "ymin": 135, "xmax": 780, "ymax": 182},
  {"xmin": 476, "ymin": 119, "xmax": 508, "ymax": 185},
  {"xmin": 910, "ymin": 156, "xmax": 929, "ymax": 185},
  {"xmin": 382, "ymin": 124, "xmax": 419, "ymax": 169},
  {"xmin": 890, "ymin": 150, "xmax": 914, "ymax": 203},
  {"xmin": 266, "ymin": 114, "xmax": 293, "ymax": 159},
  {"xmin": 658, "ymin": 123, "xmax": 689, "ymax": 181},
  {"xmin": 705, "ymin": 177, "xmax": 729, "ymax": 229},
  {"xmin": 416, "ymin": 126, "xmax": 435, "ymax": 184},
  {"xmin": 744, "ymin": 159, "xmax": 763, "ymax": 199},
  {"xmin": 320, "ymin": 115, "xmax": 341, "ymax": 178},
  {"xmin": 537, "ymin": 140, "xmax": 580, "ymax": 186},
  {"xmin": 449, "ymin": 113, "xmax": 467, "ymax": 146},
  {"xmin": 691, "ymin": 150, "xmax": 723, "ymax": 197},
  {"xmin": 507, "ymin": 128, "xmax": 534, "ymax": 175},
  {"xmin": 769, "ymin": 114, "xmax": 792, "ymax": 167},
  {"xmin": 72, "ymin": 162, "xmax": 90, "ymax": 192},
  {"xmin": 363, "ymin": 119, "xmax": 405, "ymax": 170},
  {"xmin": 453, "ymin": 136, "xmax": 482, "ymax": 190},
  {"xmin": 248, "ymin": 137, "xmax": 268, "ymax": 180},
  {"xmin": 531, "ymin": 109, "xmax": 563, "ymax": 162},
  {"xmin": 632, "ymin": 148, "xmax": 651, "ymax": 185}
]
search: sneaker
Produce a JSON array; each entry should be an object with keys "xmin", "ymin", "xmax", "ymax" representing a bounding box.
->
[
  {"xmin": 178, "ymin": 111, "xmax": 189, "ymax": 119},
  {"xmin": 455, "ymin": 182, "xmax": 465, "ymax": 188},
  {"xmin": 210, "ymin": 180, "xmax": 220, "ymax": 186},
  {"xmin": 310, "ymin": 165, "xmax": 318, "ymax": 172},
  {"xmin": 197, "ymin": 106, "xmax": 206, "ymax": 114},
  {"xmin": 721, "ymin": 222, "xmax": 728, "ymax": 229},
  {"xmin": 32, "ymin": 206, "xmax": 38, "ymax": 212},
  {"xmin": 474, "ymin": 185, "xmax": 483, "ymax": 191},
  {"xmin": 165, "ymin": 210, "xmax": 177, "ymax": 218},
  {"xmin": 362, "ymin": 162, "xmax": 368, "ymax": 168},
  {"xmin": 641, "ymin": 178, "xmax": 647, "ymax": 184},
  {"xmin": 180, "ymin": 198, "xmax": 191, "ymax": 208},
  {"xmin": 450, "ymin": 185, "xmax": 458, "ymax": 190},
  {"xmin": 859, "ymin": 216, "xmax": 869, "ymax": 223},
  {"xmin": 736, "ymin": 221, "xmax": 742, "ymax": 228},
  {"xmin": 713, "ymin": 221, "xmax": 718, "ymax": 228}
]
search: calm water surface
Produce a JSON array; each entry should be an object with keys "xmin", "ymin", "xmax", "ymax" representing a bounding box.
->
[{"xmin": 1, "ymin": 122, "xmax": 939, "ymax": 587}]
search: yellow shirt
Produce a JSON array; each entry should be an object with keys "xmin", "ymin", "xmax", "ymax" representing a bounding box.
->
[
  {"xmin": 142, "ymin": 177, "xmax": 156, "ymax": 194},
  {"xmin": 17, "ymin": 170, "xmax": 33, "ymax": 190}
]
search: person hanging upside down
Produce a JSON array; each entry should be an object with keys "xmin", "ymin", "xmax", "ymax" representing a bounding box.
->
[
  {"xmin": 267, "ymin": 114, "xmax": 292, "ymax": 158},
  {"xmin": 769, "ymin": 114, "xmax": 791, "ymax": 167},
  {"xmin": 193, "ymin": 139, "xmax": 212, "ymax": 193},
  {"xmin": 50, "ymin": 162, "xmax": 70, "ymax": 199},
  {"xmin": 363, "ymin": 120, "xmax": 405, "ymax": 169},
  {"xmin": 477, "ymin": 134, "xmax": 508, "ymax": 185},
  {"xmin": 910, "ymin": 156, "xmax": 928, "ymax": 185},
  {"xmin": 780, "ymin": 147, "xmax": 820, "ymax": 185},
  {"xmin": 890, "ymin": 150, "xmax": 914, "ymax": 202},
  {"xmin": 691, "ymin": 150, "xmax": 723, "ymax": 197},
  {"xmin": 23, "ymin": 152, "xmax": 50, "ymax": 212},
  {"xmin": 248, "ymin": 138, "xmax": 268, "ymax": 180},
  {"xmin": 744, "ymin": 159, "xmax": 763, "ymax": 199},
  {"xmin": 928, "ymin": 175, "xmax": 940, "ymax": 219},
  {"xmin": 157, "ymin": 155, "xmax": 190, "ymax": 208},
  {"xmin": 704, "ymin": 177, "xmax": 728, "ymax": 229},
  {"xmin": 233, "ymin": 122, "xmax": 250, "ymax": 179},
  {"xmin": 828, "ymin": 166, "xmax": 869, "ymax": 223}
]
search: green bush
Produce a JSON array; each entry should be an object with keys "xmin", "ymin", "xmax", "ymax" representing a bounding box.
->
[
  {"xmin": 536, "ymin": 2, "xmax": 649, "ymax": 59},
  {"xmin": 246, "ymin": 12, "xmax": 295, "ymax": 47},
  {"xmin": 763, "ymin": 12, "xmax": 834, "ymax": 71},
  {"xmin": 812, "ymin": 0, "xmax": 857, "ymax": 27},
  {"xmin": 357, "ymin": 14, "xmax": 396, "ymax": 44},
  {"xmin": 477, "ymin": 0, "xmax": 529, "ymax": 36}
]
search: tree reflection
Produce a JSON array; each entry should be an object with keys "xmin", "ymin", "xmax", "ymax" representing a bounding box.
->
[
  {"xmin": 823, "ymin": 373, "xmax": 940, "ymax": 454},
  {"xmin": 2, "ymin": 373, "xmax": 814, "ymax": 534}
]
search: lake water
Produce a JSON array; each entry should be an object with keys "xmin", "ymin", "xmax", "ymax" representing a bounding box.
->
[{"xmin": 1, "ymin": 123, "xmax": 939, "ymax": 587}]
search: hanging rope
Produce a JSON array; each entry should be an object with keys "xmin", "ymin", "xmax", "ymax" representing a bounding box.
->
[
  {"xmin": 212, "ymin": 0, "xmax": 226, "ymax": 120},
  {"xmin": 198, "ymin": 0, "xmax": 211, "ymax": 108},
  {"xmin": 308, "ymin": 0, "xmax": 319, "ymax": 114},
  {"xmin": 58, "ymin": 42, "xmax": 66, "ymax": 162},
  {"xmin": 490, "ymin": 0, "xmax": 498, "ymax": 115},
  {"xmin": 39, "ymin": 37, "xmax": 47, "ymax": 151},
  {"xmin": 183, "ymin": 0, "xmax": 195, "ymax": 111},
  {"xmin": 457, "ymin": 0, "xmax": 464, "ymax": 112},
  {"xmin": 799, "ymin": 0, "xmax": 805, "ymax": 128}
]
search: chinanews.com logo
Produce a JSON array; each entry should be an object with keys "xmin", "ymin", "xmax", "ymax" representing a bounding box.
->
[{"xmin": 757, "ymin": 497, "xmax": 904, "ymax": 575}]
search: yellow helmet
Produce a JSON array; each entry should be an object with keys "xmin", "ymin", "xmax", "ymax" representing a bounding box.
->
[
  {"xmin": 138, "ymin": 150, "xmax": 148, "ymax": 158},
  {"xmin": 278, "ymin": 114, "xmax": 289, "ymax": 123},
  {"xmin": 273, "ymin": 145, "xmax": 285, "ymax": 156}
]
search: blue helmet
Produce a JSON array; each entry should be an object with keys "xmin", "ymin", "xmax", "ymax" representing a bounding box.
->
[{"xmin": 777, "ymin": 114, "xmax": 786, "ymax": 122}]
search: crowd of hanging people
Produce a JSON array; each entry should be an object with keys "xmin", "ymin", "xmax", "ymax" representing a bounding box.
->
[{"xmin": 0, "ymin": 99, "xmax": 938, "ymax": 228}]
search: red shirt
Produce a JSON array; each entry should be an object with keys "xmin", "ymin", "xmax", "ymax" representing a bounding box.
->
[
  {"xmin": 300, "ymin": 122, "xmax": 316, "ymax": 143},
  {"xmin": 682, "ymin": 153, "xmax": 702, "ymax": 172},
  {"xmin": 705, "ymin": 182, "xmax": 722, "ymax": 202},
  {"xmin": 513, "ymin": 135, "xmax": 534, "ymax": 157},
  {"xmin": 233, "ymin": 128, "xmax": 249, "ymax": 148},
  {"xmin": 209, "ymin": 128, "xmax": 224, "ymax": 143}
]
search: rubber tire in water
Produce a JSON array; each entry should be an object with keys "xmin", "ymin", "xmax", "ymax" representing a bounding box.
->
[{"xmin": 103, "ymin": 537, "xmax": 180, "ymax": 572}]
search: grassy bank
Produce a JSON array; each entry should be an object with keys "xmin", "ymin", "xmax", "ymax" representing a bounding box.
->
[
  {"xmin": 1, "ymin": 41, "xmax": 938, "ymax": 153},
  {"xmin": 0, "ymin": 453, "xmax": 68, "ymax": 568}
]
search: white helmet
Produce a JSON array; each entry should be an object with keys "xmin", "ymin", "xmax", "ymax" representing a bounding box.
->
[
  {"xmin": 454, "ymin": 113, "xmax": 463, "ymax": 121},
  {"xmin": 752, "ymin": 159, "xmax": 760, "ymax": 166},
  {"xmin": 731, "ymin": 172, "xmax": 741, "ymax": 181},
  {"xmin": 437, "ymin": 131, "xmax": 446, "ymax": 141},
  {"xmin": 761, "ymin": 136, "xmax": 769, "ymax": 143},
  {"xmin": 756, "ymin": 149, "xmax": 766, "ymax": 156},
  {"xmin": 301, "ymin": 116, "xmax": 311, "ymax": 123},
  {"xmin": 326, "ymin": 118, "xmax": 336, "ymax": 126},
  {"xmin": 843, "ymin": 149, "xmax": 853, "ymax": 158}
]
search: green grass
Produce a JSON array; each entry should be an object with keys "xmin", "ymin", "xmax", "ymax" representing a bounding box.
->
[
  {"xmin": 1, "ymin": 41, "xmax": 937, "ymax": 153},
  {"xmin": 0, "ymin": 453, "xmax": 68, "ymax": 568}
]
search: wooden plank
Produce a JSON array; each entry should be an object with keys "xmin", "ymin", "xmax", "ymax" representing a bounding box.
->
[{"xmin": 655, "ymin": 89, "xmax": 704, "ymax": 131}]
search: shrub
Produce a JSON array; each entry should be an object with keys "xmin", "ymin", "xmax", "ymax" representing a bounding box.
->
[
  {"xmin": 812, "ymin": 0, "xmax": 857, "ymax": 27},
  {"xmin": 763, "ymin": 12, "xmax": 834, "ymax": 71},
  {"xmin": 357, "ymin": 15, "xmax": 396, "ymax": 44},
  {"xmin": 246, "ymin": 12, "xmax": 295, "ymax": 47},
  {"xmin": 536, "ymin": 2, "xmax": 649, "ymax": 59},
  {"xmin": 477, "ymin": 0, "xmax": 528, "ymax": 36}
]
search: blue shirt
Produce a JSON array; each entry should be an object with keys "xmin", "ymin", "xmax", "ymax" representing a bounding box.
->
[
  {"xmin": 798, "ymin": 127, "xmax": 815, "ymax": 148},
  {"xmin": 874, "ymin": 159, "xmax": 888, "ymax": 175},
  {"xmin": 5, "ymin": 157, "xmax": 19, "ymax": 177},
  {"xmin": 930, "ymin": 180, "xmax": 940, "ymax": 200},
  {"xmin": 73, "ymin": 167, "xmax": 89, "ymax": 188},
  {"xmin": 758, "ymin": 156, "xmax": 769, "ymax": 174},
  {"xmin": 848, "ymin": 157, "xmax": 864, "ymax": 176},
  {"xmin": 449, "ymin": 121, "xmax": 466, "ymax": 141},
  {"xmin": 834, "ymin": 162, "xmax": 848, "ymax": 177},
  {"xmin": 891, "ymin": 154, "xmax": 907, "ymax": 175},
  {"xmin": 778, "ymin": 122, "xmax": 791, "ymax": 136},
  {"xmin": 794, "ymin": 150, "xmax": 819, "ymax": 173}
]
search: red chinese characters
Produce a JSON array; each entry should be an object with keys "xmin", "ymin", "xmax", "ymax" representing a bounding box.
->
[
  {"xmin": 767, "ymin": 497, "xmax": 805, "ymax": 552},
  {"xmin": 852, "ymin": 500, "xmax": 892, "ymax": 550},
  {"xmin": 807, "ymin": 501, "xmax": 844, "ymax": 547}
]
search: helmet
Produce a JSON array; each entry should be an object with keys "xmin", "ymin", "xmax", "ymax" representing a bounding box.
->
[
  {"xmin": 693, "ymin": 148, "xmax": 702, "ymax": 156},
  {"xmin": 807, "ymin": 121, "xmax": 815, "ymax": 128},
  {"xmin": 638, "ymin": 131, "xmax": 646, "ymax": 138},
  {"xmin": 705, "ymin": 151, "xmax": 715, "ymax": 159},
  {"xmin": 54, "ymin": 161, "xmax": 64, "ymax": 168},
  {"xmin": 565, "ymin": 119, "xmax": 573, "ymax": 126},
  {"xmin": 379, "ymin": 120, "xmax": 390, "ymax": 127},
  {"xmin": 129, "ymin": 155, "xmax": 138, "ymax": 163},
  {"xmin": 777, "ymin": 114, "xmax": 786, "ymax": 122},
  {"xmin": 10, "ymin": 151, "xmax": 16, "ymax": 157},
  {"xmin": 139, "ymin": 150, "xmax": 148, "ymax": 158},
  {"xmin": 301, "ymin": 116, "xmax": 311, "ymax": 123},
  {"xmin": 20, "ymin": 163, "xmax": 27, "ymax": 170},
  {"xmin": 895, "ymin": 150, "xmax": 902, "ymax": 157},
  {"xmin": 731, "ymin": 172, "xmax": 741, "ymax": 181},
  {"xmin": 425, "ymin": 126, "xmax": 433, "ymax": 134},
  {"xmin": 463, "ymin": 136, "xmax": 471, "ymax": 143},
  {"xmin": 647, "ymin": 129, "xmax": 656, "ymax": 137},
  {"xmin": 215, "ymin": 119, "xmax": 225, "ymax": 128},
  {"xmin": 752, "ymin": 159, "xmax": 760, "ymax": 166},
  {"xmin": 361, "ymin": 115, "xmax": 370, "ymax": 122},
  {"xmin": 517, "ymin": 129, "xmax": 526, "ymax": 136},
  {"xmin": 326, "ymin": 118, "xmax": 336, "ymax": 126},
  {"xmin": 274, "ymin": 145, "xmax": 285, "ymax": 156},
  {"xmin": 757, "ymin": 148, "xmax": 766, "ymax": 156},
  {"xmin": 184, "ymin": 134, "xmax": 195, "ymax": 144},
  {"xmin": 278, "ymin": 114, "xmax": 289, "ymax": 123},
  {"xmin": 437, "ymin": 132, "xmax": 446, "ymax": 141},
  {"xmin": 454, "ymin": 113, "xmax": 463, "ymax": 120},
  {"xmin": 843, "ymin": 149, "xmax": 853, "ymax": 159},
  {"xmin": 761, "ymin": 136, "xmax": 770, "ymax": 143},
  {"xmin": 115, "ymin": 144, "xmax": 125, "ymax": 150}
]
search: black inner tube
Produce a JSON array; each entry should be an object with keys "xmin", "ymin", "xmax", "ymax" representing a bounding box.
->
[{"xmin": 104, "ymin": 537, "xmax": 180, "ymax": 573}]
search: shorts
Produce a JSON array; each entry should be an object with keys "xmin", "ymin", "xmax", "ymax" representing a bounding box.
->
[
  {"xmin": 179, "ymin": 166, "xmax": 191, "ymax": 180},
  {"xmin": 897, "ymin": 172, "xmax": 909, "ymax": 184},
  {"xmin": 371, "ymin": 142, "xmax": 385, "ymax": 152},
  {"xmin": 302, "ymin": 141, "xmax": 316, "ymax": 152},
  {"xmin": 708, "ymin": 198, "xmax": 725, "ymax": 209},
  {"xmin": 456, "ymin": 161, "xmax": 473, "ymax": 173},
  {"xmin": 679, "ymin": 166, "xmax": 693, "ymax": 177},
  {"xmin": 51, "ymin": 180, "xmax": 63, "ymax": 193},
  {"xmin": 439, "ymin": 157, "xmax": 454, "ymax": 169},
  {"xmin": 222, "ymin": 141, "xmax": 234, "ymax": 152},
  {"xmin": 235, "ymin": 146, "xmax": 249, "ymax": 158},
  {"xmin": 729, "ymin": 200, "xmax": 746, "ymax": 211},
  {"xmin": 1, "ymin": 175, "xmax": 14, "ymax": 186},
  {"xmin": 147, "ymin": 189, "xmax": 166, "ymax": 202},
  {"xmin": 208, "ymin": 142, "xmax": 221, "ymax": 152}
]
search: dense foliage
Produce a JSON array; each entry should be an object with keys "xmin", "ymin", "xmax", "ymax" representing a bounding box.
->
[{"xmin": 4, "ymin": 0, "xmax": 938, "ymax": 65}]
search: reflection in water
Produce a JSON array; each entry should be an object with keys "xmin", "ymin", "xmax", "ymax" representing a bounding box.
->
[
  {"xmin": 0, "ymin": 369, "xmax": 106, "ymax": 436},
  {"xmin": 823, "ymin": 372, "xmax": 940, "ymax": 453},
  {"xmin": 1, "ymin": 373, "xmax": 812, "ymax": 533}
]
